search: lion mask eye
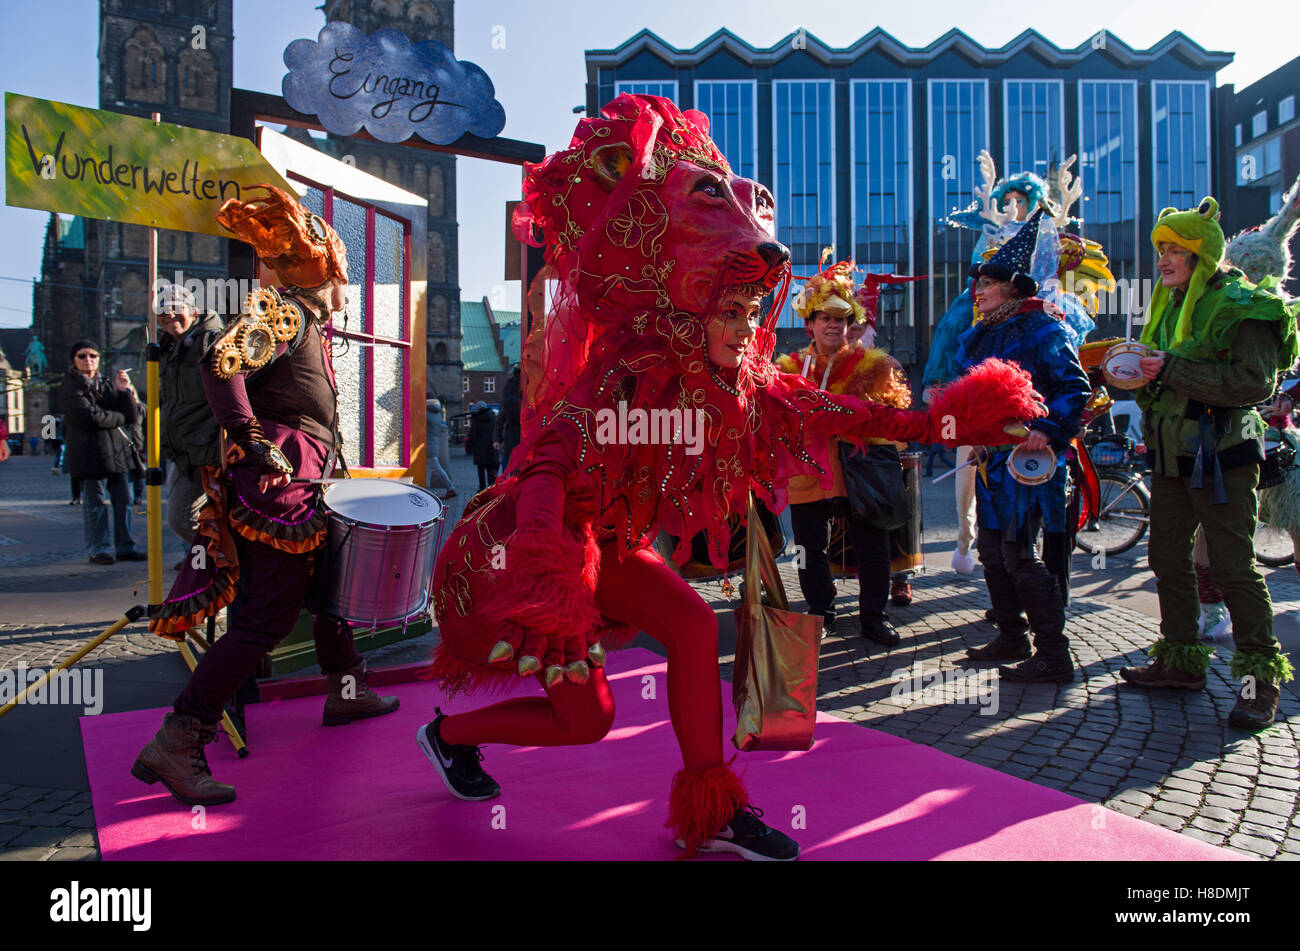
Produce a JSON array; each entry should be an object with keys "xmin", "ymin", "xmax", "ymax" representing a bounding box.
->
[{"xmin": 693, "ymin": 175, "xmax": 723, "ymax": 198}]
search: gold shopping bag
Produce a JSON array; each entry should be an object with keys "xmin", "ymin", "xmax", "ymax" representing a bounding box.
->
[{"xmin": 732, "ymin": 494, "xmax": 823, "ymax": 751}]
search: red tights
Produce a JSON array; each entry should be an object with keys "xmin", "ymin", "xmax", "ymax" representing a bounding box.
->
[{"xmin": 440, "ymin": 547, "xmax": 723, "ymax": 771}]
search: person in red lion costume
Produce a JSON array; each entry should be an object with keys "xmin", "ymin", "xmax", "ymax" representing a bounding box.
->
[{"xmin": 417, "ymin": 94, "xmax": 1042, "ymax": 860}]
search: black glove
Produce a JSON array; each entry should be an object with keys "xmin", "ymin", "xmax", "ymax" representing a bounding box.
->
[
  {"xmin": 246, "ymin": 438, "xmax": 293, "ymax": 476},
  {"xmin": 226, "ymin": 418, "xmax": 293, "ymax": 477}
]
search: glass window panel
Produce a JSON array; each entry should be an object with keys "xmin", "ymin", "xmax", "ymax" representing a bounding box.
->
[
  {"xmin": 373, "ymin": 214, "xmax": 405, "ymax": 341},
  {"xmin": 1153, "ymin": 82, "xmax": 1210, "ymax": 214},
  {"xmin": 929, "ymin": 80, "xmax": 988, "ymax": 324},
  {"xmin": 1253, "ymin": 111, "xmax": 1268, "ymax": 137},
  {"xmin": 300, "ymin": 185, "xmax": 324, "ymax": 217},
  {"xmin": 1265, "ymin": 138, "xmax": 1281, "ymax": 175},
  {"xmin": 852, "ymin": 80, "xmax": 911, "ymax": 328},
  {"xmin": 1004, "ymin": 81, "xmax": 1063, "ymax": 180},
  {"xmin": 332, "ymin": 338, "xmax": 366, "ymax": 467},
  {"xmin": 774, "ymin": 80, "xmax": 835, "ymax": 327},
  {"xmin": 1280, "ymin": 96, "xmax": 1296, "ymax": 125},
  {"xmin": 333, "ymin": 197, "xmax": 368, "ymax": 332},
  {"xmin": 695, "ymin": 81, "xmax": 755, "ymax": 178},
  {"xmin": 614, "ymin": 81, "xmax": 677, "ymax": 101},
  {"xmin": 1080, "ymin": 81, "xmax": 1138, "ymax": 288},
  {"xmin": 372, "ymin": 345, "xmax": 405, "ymax": 468}
]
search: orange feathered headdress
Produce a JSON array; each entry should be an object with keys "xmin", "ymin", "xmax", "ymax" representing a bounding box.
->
[{"xmin": 216, "ymin": 184, "xmax": 348, "ymax": 288}]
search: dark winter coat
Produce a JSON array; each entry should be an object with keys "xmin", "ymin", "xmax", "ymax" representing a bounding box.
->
[
  {"xmin": 496, "ymin": 372, "xmax": 522, "ymax": 445},
  {"xmin": 58, "ymin": 370, "xmax": 140, "ymax": 479},
  {"xmin": 160, "ymin": 313, "xmax": 224, "ymax": 473},
  {"xmin": 466, "ymin": 406, "xmax": 499, "ymax": 468}
]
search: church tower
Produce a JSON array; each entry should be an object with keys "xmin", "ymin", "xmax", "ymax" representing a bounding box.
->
[{"xmin": 91, "ymin": 0, "xmax": 235, "ymax": 364}]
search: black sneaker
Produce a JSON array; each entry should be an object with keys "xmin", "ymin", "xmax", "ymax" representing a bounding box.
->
[
  {"xmin": 682, "ymin": 805, "xmax": 800, "ymax": 861},
  {"xmin": 821, "ymin": 614, "xmax": 838, "ymax": 640},
  {"xmin": 416, "ymin": 708, "xmax": 501, "ymax": 801},
  {"xmin": 89, "ymin": 553, "xmax": 115, "ymax": 565},
  {"xmin": 117, "ymin": 551, "xmax": 148, "ymax": 562}
]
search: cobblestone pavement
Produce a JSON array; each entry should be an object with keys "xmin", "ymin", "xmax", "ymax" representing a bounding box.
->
[{"xmin": 3, "ymin": 451, "xmax": 1300, "ymax": 860}]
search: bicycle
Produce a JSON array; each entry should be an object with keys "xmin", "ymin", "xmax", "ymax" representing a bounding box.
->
[{"xmin": 1073, "ymin": 433, "xmax": 1150, "ymax": 557}]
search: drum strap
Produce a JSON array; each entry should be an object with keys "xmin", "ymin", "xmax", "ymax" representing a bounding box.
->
[{"xmin": 799, "ymin": 350, "xmax": 836, "ymax": 390}]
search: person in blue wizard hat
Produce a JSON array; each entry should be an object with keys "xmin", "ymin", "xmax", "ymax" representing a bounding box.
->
[{"xmin": 952, "ymin": 209, "xmax": 1092, "ymax": 683}]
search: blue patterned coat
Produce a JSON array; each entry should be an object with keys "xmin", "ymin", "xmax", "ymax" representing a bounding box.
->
[{"xmin": 952, "ymin": 303, "xmax": 1091, "ymax": 541}]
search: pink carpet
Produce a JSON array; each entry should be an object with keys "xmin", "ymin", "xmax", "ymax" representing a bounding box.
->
[{"xmin": 82, "ymin": 648, "xmax": 1238, "ymax": 860}]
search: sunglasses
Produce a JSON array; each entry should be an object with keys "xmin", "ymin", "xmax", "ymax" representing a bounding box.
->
[{"xmin": 75, "ymin": 352, "xmax": 100, "ymax": 360}]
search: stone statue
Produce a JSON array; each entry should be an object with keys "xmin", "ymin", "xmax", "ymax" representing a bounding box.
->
[{"xmin": 24, "ymin": 336, "xmax": 47, "ymax": 375}]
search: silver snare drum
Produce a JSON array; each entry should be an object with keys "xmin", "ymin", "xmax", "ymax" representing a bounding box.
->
[{"xmin": 320, "ymin": 479, "xmax": 445, "ymax": 627}]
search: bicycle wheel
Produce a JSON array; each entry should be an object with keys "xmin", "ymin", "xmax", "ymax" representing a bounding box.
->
[
  {"xmin": 1254, "ymin": 522, "xmax": 1296, "ymax": 567},
  {"xmin": 1075, "ymin": 473, "xmax": 1150, "ymax": 556}
]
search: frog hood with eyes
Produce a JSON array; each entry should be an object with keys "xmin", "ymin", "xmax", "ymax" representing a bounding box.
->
[{"xmin": 1142, "ymin": 196, "xmax": 1226, "ymax": 351}]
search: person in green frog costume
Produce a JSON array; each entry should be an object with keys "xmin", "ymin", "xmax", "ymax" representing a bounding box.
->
[{"xmin": 1120, "ymin": 197, "xmax": 1299, "ymax": 728}]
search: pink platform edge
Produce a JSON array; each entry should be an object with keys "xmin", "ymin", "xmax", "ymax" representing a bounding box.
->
[{"xmin": 80, "ymin": 648, "xmax": 1241, "ymax": 861}]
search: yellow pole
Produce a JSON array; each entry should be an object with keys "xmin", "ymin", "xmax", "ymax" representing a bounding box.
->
[
  {"xmin": 178, "ymin": 638, "xmax": 248, "ymax": 757},
  {"xmin": 0, "ymin": 607, "xmax": 146, "ymax": 718},
  {"xmin": 146, "ymin": 120, "xmax": 163, "ymax": 611}
]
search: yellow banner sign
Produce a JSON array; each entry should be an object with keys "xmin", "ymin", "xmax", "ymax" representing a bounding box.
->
[{"xmin": 5, "ymin": 92, "xmax": 294, "ymax": 236}]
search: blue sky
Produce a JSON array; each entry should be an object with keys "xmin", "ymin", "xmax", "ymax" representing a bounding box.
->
[{"xmin": 1, "ymin": 0, "xmax": 1296, "ymax": 330}]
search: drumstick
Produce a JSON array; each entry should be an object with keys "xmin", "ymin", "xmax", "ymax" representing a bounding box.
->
[
  {"xmin": 931, "ymin": 456, "xmax": 978, "ymax": 485},
  {"xmin": 1125, "ymin": 286, "xmax": 1135, "ymax": 342},
  {"xmin": 931, "ymin": 422, "xmax": 1030, "ymax": 484}
]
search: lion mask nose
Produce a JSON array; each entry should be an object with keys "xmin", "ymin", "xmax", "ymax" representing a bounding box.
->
[{"xmin": 757, "ymin": 242, "xmax": 790, "ymax": 269}]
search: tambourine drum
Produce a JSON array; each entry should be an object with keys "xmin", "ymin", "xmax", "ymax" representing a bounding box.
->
[
  {"xmin": 1101, "ymin": 341, "xmax": 1151, "ymax": 391},
  {"xmin": 1260, "ymin": 433, "xmax": 1298, "ymax": 490},
  {"xmin": 1007, "ymin": 445, "xmax": 1057, "ymax": 486},
  {"xmin": 320, "ymin": 479, "xmax": 446, "ymax": 627}
]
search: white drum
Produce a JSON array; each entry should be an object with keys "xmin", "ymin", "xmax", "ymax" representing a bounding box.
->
[
  {"xmin": 1101, "ymin": 341, "xmax": 1151, "ymax": 391},
  {"xmin": 320, "ymin": 479, "xmax": 445, "ymax": 627},
  {"xmin": 1007, "ymin": 445, "xmax": 1057, "ymax": 486}
]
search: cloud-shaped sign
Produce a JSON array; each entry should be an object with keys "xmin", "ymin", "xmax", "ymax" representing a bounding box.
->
[{"xmin": 283, "ymin": 22, "xmax": 506, "ymax": 145}]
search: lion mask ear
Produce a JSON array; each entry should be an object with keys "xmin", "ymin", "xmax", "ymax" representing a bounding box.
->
[{"xmin": 592, "ymin": 143, "xmax": 635, "ymax": 189}]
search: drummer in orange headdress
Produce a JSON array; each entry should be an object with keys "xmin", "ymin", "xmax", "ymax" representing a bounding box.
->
[{"xmin": 131, "ymin": 186, "xmax": 399, "ymax": 808}]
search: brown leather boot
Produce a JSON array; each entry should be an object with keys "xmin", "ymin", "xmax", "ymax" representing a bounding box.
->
[
  {"xmin": 322, "ymin": 663, "xmax": 400, "ymax": 726},
  {"xmin": 1229, "ymin": 679, "xmax": 1281, "ymax": 730},
  {"xmin": 131, "ymin": 713, "xmax": 237, "ymax": 806}
]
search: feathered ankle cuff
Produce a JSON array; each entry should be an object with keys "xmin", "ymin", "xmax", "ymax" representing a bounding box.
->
[
  {"xmin": 1149, "ymin": 639, "xmax": 1214, "ymax": 674},
  {"xmin": 667, "ymin": 763, "xmax": 747, "ymax": 858},
  {"xmin": 1229, "ymin": 650, "xmax": 1295, "ymax": 685}
]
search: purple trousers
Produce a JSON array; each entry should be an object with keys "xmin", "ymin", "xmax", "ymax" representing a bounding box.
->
[{"xmin": 174, "ymin": 533, "xmax": 362, "ymax": 723}]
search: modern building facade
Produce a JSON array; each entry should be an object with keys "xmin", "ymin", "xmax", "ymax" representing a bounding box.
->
[
  {"xmin": 587, "ymin": 28, "xmax": 1234, "ymax": 372},
  {"xmin": 1233, "ymin": 54, "xmax": 1300, "ymax": 292}
]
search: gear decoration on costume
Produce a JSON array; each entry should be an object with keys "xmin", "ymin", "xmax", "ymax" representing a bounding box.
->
[{"xmin": 208, "ymin": 287, "xmax": 300, "ymax": 379}]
